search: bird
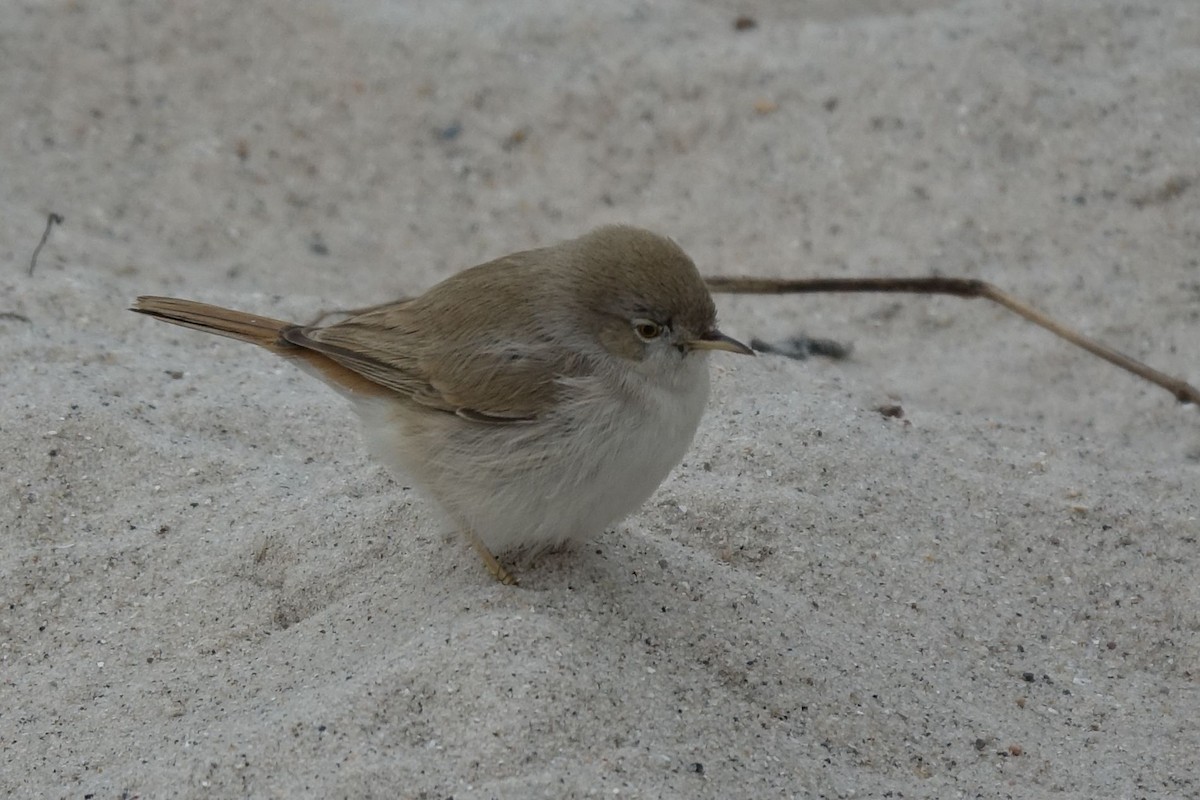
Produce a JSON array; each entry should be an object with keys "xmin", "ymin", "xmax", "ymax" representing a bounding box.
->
[{"xmin": 133, "ymin": 225, "xmax": 753, "ymax": 583}]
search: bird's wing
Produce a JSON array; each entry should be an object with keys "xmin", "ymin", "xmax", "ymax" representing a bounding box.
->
[{"xmin": 282, "ymin": 299, "xmax": 585, "ymax": 423}]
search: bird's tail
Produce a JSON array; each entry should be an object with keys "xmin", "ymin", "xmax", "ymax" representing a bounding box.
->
[
  {"xmin": 132, "ymin": 295, "xmax": 392, "ymax": 398},
  {"xmin": 132, "ymin": 296, "xmax": 295, "ymax": 352}
]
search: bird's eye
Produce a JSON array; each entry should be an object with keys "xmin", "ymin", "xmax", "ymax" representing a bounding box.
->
[{"xmin": 633, "ymin": 320, "xmax": 664, "ymax": 341}]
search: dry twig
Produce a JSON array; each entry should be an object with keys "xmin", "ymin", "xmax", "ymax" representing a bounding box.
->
[
  {"xmin": 705, "ymin": 275, "xmax": 1198, "ymax": 408},
  {"xmin": 28, "ymin": 212, "xmax": 64, "ymax": 276}
]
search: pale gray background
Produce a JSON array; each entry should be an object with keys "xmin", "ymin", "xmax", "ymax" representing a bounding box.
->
[{"xmin": 3, "ymin": 1, "xmax": 1198, "ymax": 797}]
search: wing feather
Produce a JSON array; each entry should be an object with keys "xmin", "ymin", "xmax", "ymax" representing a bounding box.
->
[{"xmin": 279, "ymin": 252, "xmax": 594, "ymax": 422}]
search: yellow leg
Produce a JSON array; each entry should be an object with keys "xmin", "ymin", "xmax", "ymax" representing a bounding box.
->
[{"xmin": 465, "ymin": 529, "xmax": 519, "ymax": 585}]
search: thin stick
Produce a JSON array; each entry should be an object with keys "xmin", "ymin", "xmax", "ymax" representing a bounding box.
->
[
  {"xmin": 705, "ymin": 275, "xmax": 1199, "ymax": 408},
  {"xmin": 28, "ymin": 213, "xmax": 64, "ymax": 276}
]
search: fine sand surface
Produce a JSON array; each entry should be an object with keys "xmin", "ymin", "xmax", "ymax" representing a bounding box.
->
[{"xmin": 4, "ymin": 1, "xmax": 1198, "ymax": 797}]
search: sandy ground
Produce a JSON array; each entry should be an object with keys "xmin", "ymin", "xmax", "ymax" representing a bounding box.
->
[{"xmin": 3, "ymin": 1, "xmax": 1199, "ymax": 797}]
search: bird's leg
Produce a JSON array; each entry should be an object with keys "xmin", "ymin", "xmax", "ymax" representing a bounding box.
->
[{"xmin": 464, "ymin": 528, "xmax": 519, "ymax": 585}]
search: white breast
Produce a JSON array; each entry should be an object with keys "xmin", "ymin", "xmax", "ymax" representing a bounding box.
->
[{"xmin": 355, "ymin": 354, "xmax": 712, "ymax": 554}]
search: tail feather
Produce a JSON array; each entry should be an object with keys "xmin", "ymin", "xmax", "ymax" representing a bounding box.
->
[
  {"xmin": 132, "ymin": 295, "xmax": 392, "ymax": 398},
  {"xmin": 132, "ymin": 296, "xmax": 294, "ymax": 351}
]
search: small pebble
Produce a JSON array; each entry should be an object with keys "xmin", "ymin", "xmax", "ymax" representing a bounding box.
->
[{"xmin": 876, "ymin": 404, "xmax": 904, "ymax": 419}]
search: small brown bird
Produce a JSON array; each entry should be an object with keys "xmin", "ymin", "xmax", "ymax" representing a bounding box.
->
[{"xmin": 134, "ymin": 226, "xmax": 752, "ymax": 583}]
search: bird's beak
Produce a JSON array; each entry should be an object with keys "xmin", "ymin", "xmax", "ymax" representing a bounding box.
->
[{"xmin": 687, "ymin": 329, "xmax": 755, "ymax": 356}]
